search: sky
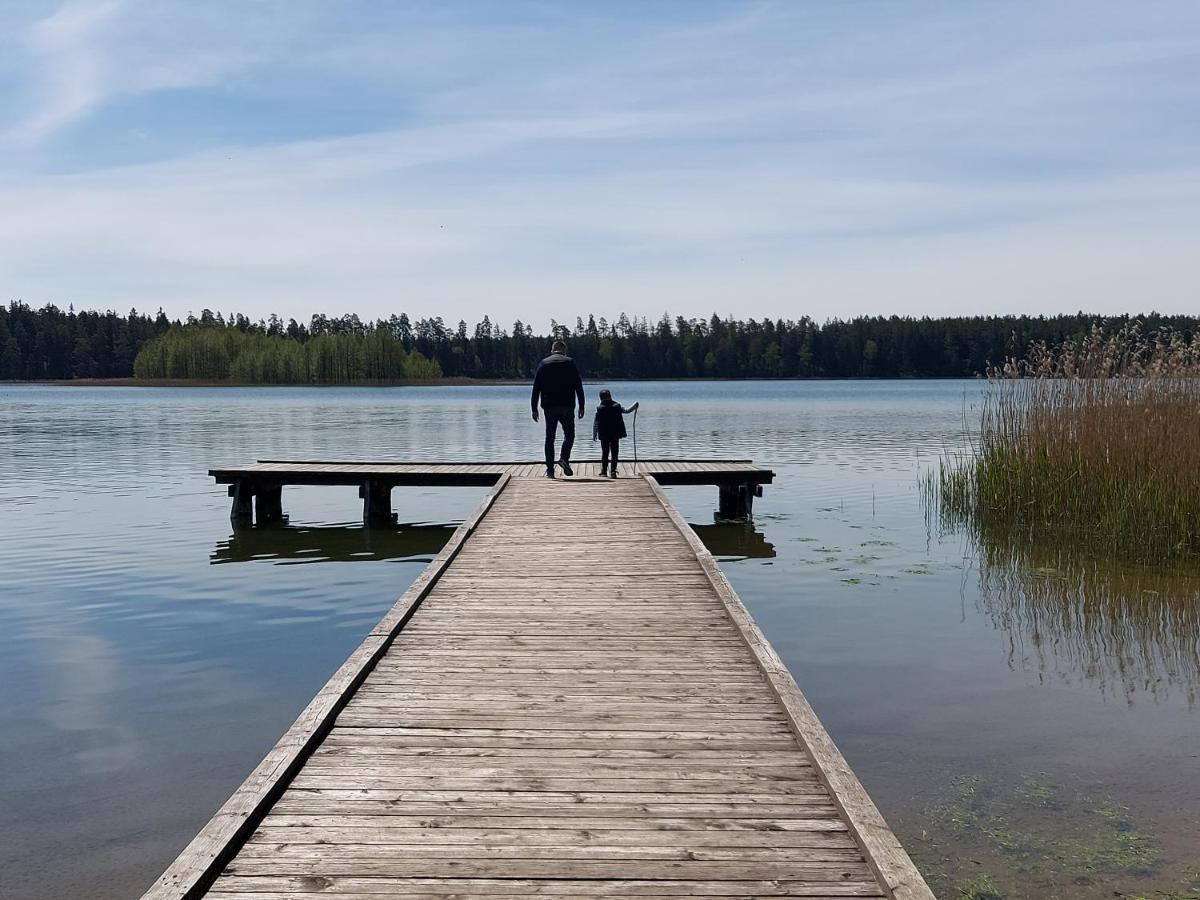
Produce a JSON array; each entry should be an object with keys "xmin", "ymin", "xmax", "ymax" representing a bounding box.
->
[{"xmin": 0, "ymin": 0, "xmax": 1197, "ymax": 328}]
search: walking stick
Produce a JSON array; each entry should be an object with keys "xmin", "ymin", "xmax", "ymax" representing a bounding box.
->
[{"xmin": 632, "ymin": 405, "xmax": 639, "ymax": 475}]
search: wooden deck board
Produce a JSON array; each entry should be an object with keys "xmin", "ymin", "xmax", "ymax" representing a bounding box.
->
[{"xmin": 145, "ymin": 470, "xmax": 930, "ymax": 900}]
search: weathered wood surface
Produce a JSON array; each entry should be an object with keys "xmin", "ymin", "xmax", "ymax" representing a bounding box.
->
[{"xmin": 147, "ymin": 472, "xmax": 931, "ymax": 900}]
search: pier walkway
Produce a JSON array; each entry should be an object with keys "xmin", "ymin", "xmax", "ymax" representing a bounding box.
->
[{"xmin": 146, "ymin": 466, "xmax": 932, "ymax": 900}]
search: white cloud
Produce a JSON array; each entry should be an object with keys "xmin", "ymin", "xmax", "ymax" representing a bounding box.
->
[
  {"xmin": 6, "ymin": 0, "xmax": 276, "ymax": 145},
  {"xmin": 11, "ymin": 0, "xmax": 123, "ymax": 143}
]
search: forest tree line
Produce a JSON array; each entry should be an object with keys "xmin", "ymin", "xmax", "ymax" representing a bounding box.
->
[{"xmin": 3, "ymin": 301, "xmax": 1199, "ymax": 382}]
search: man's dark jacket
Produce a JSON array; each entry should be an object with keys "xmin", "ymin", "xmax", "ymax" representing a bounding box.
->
[{"xmin": 531, "ymin": 353, "xmax": 585, "ymax": 413}]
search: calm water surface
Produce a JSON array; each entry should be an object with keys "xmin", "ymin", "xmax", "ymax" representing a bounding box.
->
[{"xmin": 1, "ymin": 381, "xmax": 1197, "ymax": 900}]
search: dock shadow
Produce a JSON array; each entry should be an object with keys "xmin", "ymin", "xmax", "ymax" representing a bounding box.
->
[
  {"xmin": 692, "ymin": 522, "xmax": 776, "ymax": 560},
  {"xmin": 211, "ymin": 523, "xmax": 457, "ymax": 565}
]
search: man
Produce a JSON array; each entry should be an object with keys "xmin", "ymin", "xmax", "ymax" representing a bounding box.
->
[{"xmin": 531, "ymin": 339, "xmax": 585, "ymax": 478}]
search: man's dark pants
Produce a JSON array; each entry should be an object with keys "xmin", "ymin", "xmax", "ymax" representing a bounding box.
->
[{"xmin": 543, "ymin": 406, "xmax": 575, "ymax": 467}]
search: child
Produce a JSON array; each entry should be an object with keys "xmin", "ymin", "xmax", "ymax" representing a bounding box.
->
[{"xmin": 592, "ymin": 389, "xmax": 639, "ymax": 478}]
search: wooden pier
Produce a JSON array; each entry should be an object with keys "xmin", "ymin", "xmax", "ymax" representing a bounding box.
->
[
  {"xmin": 146, "ymin": 464, "xmax": 933, "ymax": 900},
  {"xmin": 209, "ymin": 459, "xmax": 773, "ymax": 524}
]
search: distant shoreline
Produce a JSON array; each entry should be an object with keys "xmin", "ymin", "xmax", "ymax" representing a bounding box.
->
[
  {"xmin": 6, "ymin": 375, "xmax": 983, "ymax": 388},
  {"xmin": 5, "ymin": 376, "xmax": 520, "ymax": 388}
]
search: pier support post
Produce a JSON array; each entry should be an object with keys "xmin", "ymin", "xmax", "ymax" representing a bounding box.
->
[
  {"xmin": 361, "ymin": 479, "xmax": 394, "ymax": 525},
  {"xmin": 255, "ymin": 483, "xmax": 284, "ymax": 525},
  {"xmin": 229, "ymin": 480, "xmax": 254, "ymax": 524},
  {"xmin": 717, "ymin": 481, "xmax": 761, "ymax": 521}
]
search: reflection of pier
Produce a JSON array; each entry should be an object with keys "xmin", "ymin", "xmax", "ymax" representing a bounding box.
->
[
  {"xmin": 211, "ymin": 524, "xmax": 456, "ymax": 565},
  {"xmin": 691, "ymin": 522, "xmax": 776, "ymax": 559},
  {"xmin": 146, "ymin": 466, "xmax": 931, "ymax": 900},
  {"xmin": 212, "ymin": 522, "xmax": 774, "ymax": 566}
]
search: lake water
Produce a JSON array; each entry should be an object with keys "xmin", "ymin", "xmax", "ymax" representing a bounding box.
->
[{"xmin": 1, "ymin": 381, "xmax": 1197, "ymax": 900}]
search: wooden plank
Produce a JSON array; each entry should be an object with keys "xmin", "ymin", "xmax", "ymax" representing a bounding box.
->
[
  {"xmin": 220, "ymin": 857, "xmax": 872, "ymax": 879},
  {"xmin": 307, "ymin": 746, "xmax": 825, "ymax": 763},
  {"xmin": 234, "ymin": 845, "xmax": 863, "ymax": 863},
  {"xmin": 345, "ymin": 696, "xmax": 775, "ymax": 708},
  {"xmin": 365, "ymin": 671, "xmax": 774, "ymax": 682},
  {"xmin": 328, "ymin": 719, "xmax": 797, "ymax": 735},
  {"xmin": 295, "ymin": 761, "xmax": 814, "ymax": 779},
  {"xmin": 274, "ymin": 788, "xmax": 834, "ymax": 803},
  {"xmin": 339, "ymin": 694, "xmax": 783, "ymax": 709},
  {"xmin": 206, "ymin": 876, "xmax": 884, "ymax": 896},
  {"xmin": 360, "ymin": 671, "xmax": 773, "ymax": 682},
  {"xmin": 333, "ymin": 707, "xmax": 793, "ymax": 724},
  {"xmin": 266, "ymin": 808, "xmax": 842, "ymax": 823},
  {"xmin": 319, "ymin": 726, "xmax": 799, "ymax": 745},
  {"xmin": 247, "ymin": 819, "xmax": 848, "ymax": 839},
  {"xmin": 376, "ymin": 643, "xmax": 748, "ymax": 657},
  {"xmin": 286, "ymin": 777, "xmax": 832, "ymax": 796}
]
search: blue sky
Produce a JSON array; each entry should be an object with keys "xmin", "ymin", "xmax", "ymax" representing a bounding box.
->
[{"xmin": 1, "ymin": 1, "xmax": 1198, "ymax": 326}]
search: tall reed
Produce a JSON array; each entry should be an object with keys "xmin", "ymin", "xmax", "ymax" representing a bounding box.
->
[{"xmin": 937, "ymin": 324, "xmax": 1200, "ymax": 562}]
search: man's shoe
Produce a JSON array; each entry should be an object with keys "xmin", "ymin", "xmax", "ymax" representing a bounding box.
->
[
  {"xmin": 609, "ymin": 469, "xmax": 618, "ymax": 479},
  {"xmin": 558, "ymin": 459, "xmax": 573, "ymax": 477},
  {"xmin": 545, "ymin": 467, "xmax": 555, "ymax": 478}
]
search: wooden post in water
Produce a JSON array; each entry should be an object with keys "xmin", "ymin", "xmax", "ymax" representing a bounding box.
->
[
  {"xmin": 718, "ymin": 479, "xmax": 759, "ymax": 520},
  {"xmin": 228, "ymin": 479, "xmax": 253, "ymax": 523},
  {"xmin": 253, "ymin": 483, "xmax": 284, "ymax": 524},
  {"xmin": 360, "ymin": 478, "xmax": 394, "ymax": 525}
]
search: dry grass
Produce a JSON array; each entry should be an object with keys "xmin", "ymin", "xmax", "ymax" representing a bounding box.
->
[{"xmin": 936, "ymin": 324, "xmax": 1200, "ymax": 562}]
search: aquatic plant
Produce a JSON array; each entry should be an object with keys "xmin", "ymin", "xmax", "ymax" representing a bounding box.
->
[
  {"xmin": 935, "ymin": 323, "xmax": 1200, "ymax": 562},
  {"xmin": 918, "ymin": 774, "xmax": 1164, "ymax": 898},
  {"xmin": 955, "ymin": 874, "xmax": 1004, "ymax": 900}
]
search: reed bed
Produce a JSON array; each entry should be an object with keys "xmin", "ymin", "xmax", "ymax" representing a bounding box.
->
[{"xmin": 936, "ymin": 324, "xmax": 1200, "ymax": 562}]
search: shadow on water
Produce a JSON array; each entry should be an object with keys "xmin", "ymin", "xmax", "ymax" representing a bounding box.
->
[
  {"xmin": 211, "ymin": 520, "xmax": 776, "ymax": 566},
  {"xmin": 974, "ymin": 537, "xmax": 1200, "ymax": 707},
  {"xmin": 211, "ymin": 522, "xmax": 457, "ymax": 565},
  {"xmin": 691, "ymin": 522, "xmax": 776, "ymax": 560}
]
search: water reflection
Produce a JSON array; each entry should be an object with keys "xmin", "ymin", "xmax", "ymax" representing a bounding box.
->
[
  {"xmin": 211, "ymin": 519, "xmax": 776, "ymax": 566},
  {"xmin": 692, "ymin": 522, "xmax": 776, "ymax": 560},
  {"xmin": 975, "ymin": 539, "xmax": 1200, "ymax": 705},
  {"xmin": 211, "ymin": 523, "xmax": 457, "ymax": 565}
]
